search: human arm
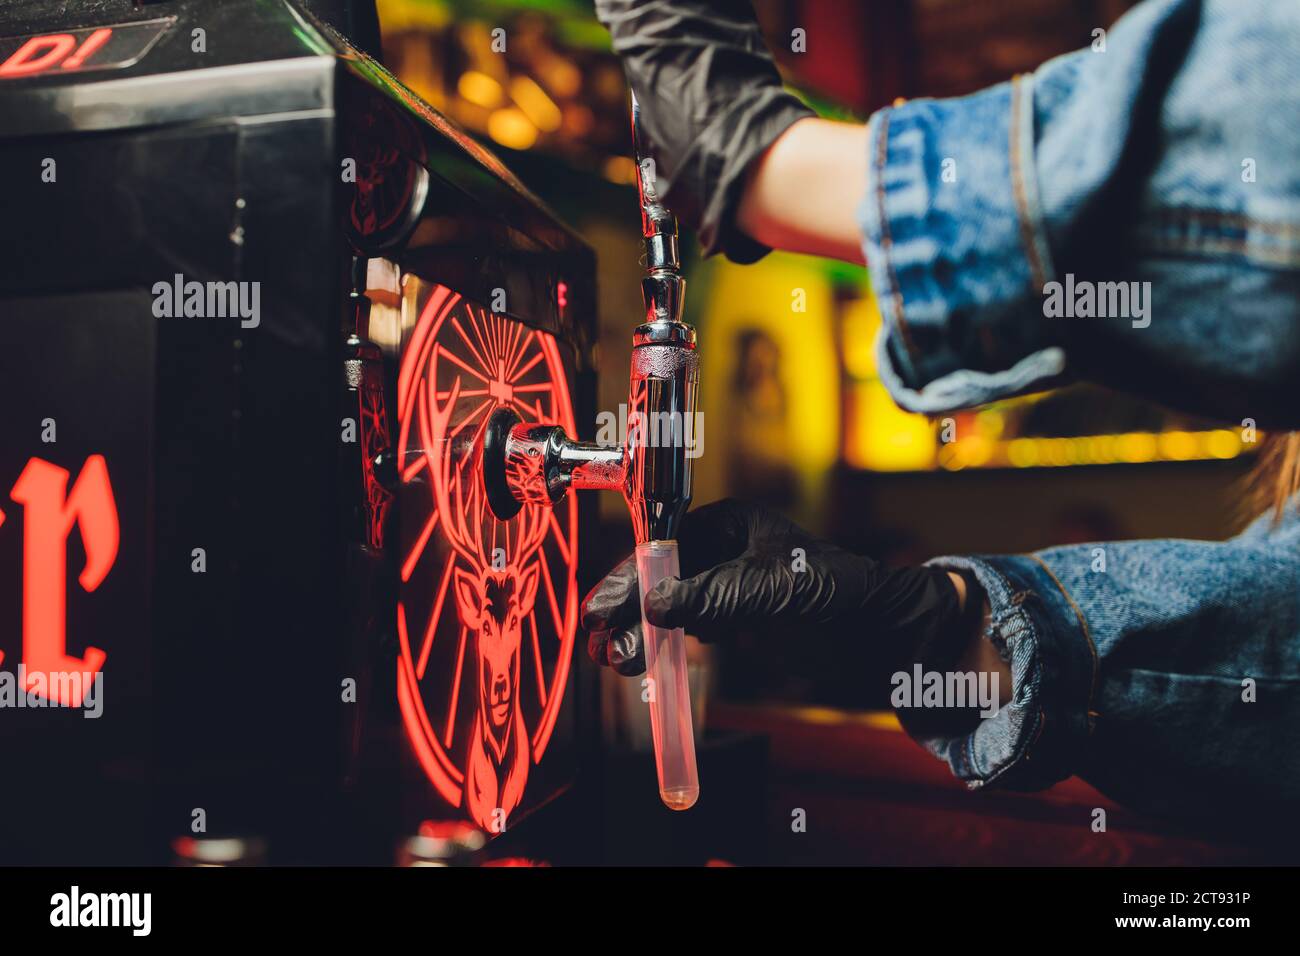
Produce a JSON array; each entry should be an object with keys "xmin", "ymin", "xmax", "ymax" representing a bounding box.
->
[
  {"xmin": 735, "ymin": 117, "xmax": 869, "ymax": 264},
  {"xmin": 582, "ymin": 499, "xmax": 1005, "ymax": 725},
  {"xmin": 600, "ymin": 0, "xmax": 1300, "ymax": 426},
  {"xmin": 583, "ymin": 497, "xmax": 1300, "ymax": 828},
  {"xmin": 858, "ymin": 0, "xmax": 1300, "ymax": 425}
]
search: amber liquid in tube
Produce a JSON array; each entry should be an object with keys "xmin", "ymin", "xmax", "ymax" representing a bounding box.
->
[{"xmin": 635, "ymin": 540, "xmax": 700, "ymax": 810}]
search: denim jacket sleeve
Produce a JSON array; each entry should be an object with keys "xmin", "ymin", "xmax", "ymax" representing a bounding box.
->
[
  {"xmin": 905, "ymin": 503, "xmax": 1300, "ymax": 824},
  {"xmin": 858, "ymin": 0, "xmax": 1300, "ymax": 427}
]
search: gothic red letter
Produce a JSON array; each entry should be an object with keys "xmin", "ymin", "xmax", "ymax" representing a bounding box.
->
[{"xmin": 10, "ymin": 455, "xmax": 118, "ymax": 705}]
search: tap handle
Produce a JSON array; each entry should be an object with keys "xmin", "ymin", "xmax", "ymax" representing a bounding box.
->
[
  {"xmin": 630, "ymin": 91, "xmax": 680, "ymax": 271},
  {"xmin": 629, "ymin": 92, "xmax": 656, "ymax": 220},
  {"xmin": 630, "ymin": 89, "xmax": 648, "ymax": 195},
  {"xmin": 628, "ymin": 90, "xmax": 686, "ymax": 325}
]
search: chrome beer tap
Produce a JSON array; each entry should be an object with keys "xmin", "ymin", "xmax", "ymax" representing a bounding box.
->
[
  {"xmin": 481, "ymin": 92, "xmax": 702, "ymax": 810},
  {"xmin": 482, "ymin": 93, "xmax": 698, "ymax": 545}
]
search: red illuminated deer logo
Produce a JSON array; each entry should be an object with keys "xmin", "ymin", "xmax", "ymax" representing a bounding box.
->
[
  {"xmin": 394, "ymin": 286, "xmax": 580, "ymax": 835},
  {"xmin": 426, "ymin": 370, "xmax": 551, "ymax": 830}
]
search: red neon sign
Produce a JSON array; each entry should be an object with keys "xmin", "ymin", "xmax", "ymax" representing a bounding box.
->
[
  {"xmin": 0, "ymin": 18, "xmax": 173, "ymax": 80},
  {"xmin": 0, "ymin": 456, "xmax": 117, "ymax": 704},
  {"xmin": 0, "ymin": 34, "xmax": 79, "ymax": 78},
  {"xmin": 395, "ymin": 285, "xmax": 579, "ymax": 832}
]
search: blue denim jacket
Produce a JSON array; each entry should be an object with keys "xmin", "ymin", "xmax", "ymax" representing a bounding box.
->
[{"xmin": 858, "ymin": 0, "xmax": 1300, "ymax": 829}]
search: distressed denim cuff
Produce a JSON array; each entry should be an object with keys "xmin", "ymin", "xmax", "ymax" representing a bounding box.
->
[
  {"xmin": 903, "ymin": 554, "xmax": 1098, "ymax": 791},
  {"xmin": 859, "ymin": 76, "xmax": 1066, "ymax": 414}
]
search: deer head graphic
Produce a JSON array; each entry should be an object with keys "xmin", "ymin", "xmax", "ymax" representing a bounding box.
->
[{"xmin": 425, "ymin": 351, "xmax": 551, "ymax": 831}]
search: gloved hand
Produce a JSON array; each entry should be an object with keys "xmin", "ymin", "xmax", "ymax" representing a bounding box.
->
[
  {"xmin": 594, "ymin": 0, "xmax": 816, "ymax": 262},
  {"xmin": 581, "ymin": 499, "xmax": 983, "ymax": 695}
]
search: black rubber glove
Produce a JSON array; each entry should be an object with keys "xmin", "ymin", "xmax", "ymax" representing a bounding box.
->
[
  {"xmin": 594, "ymin": 0, "xmax": 816, "ymax": 262},
  {"xmin": 581, "ymin": 499, "xmax": 982, "ymax": 696}
]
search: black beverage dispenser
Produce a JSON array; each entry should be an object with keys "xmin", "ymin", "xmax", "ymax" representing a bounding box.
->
[{"xmin": 0, "ymin": 0, "xmax": 599, "ymax": 864}]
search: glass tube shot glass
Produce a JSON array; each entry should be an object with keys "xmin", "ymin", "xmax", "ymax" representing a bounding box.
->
[{"xmin": 635, "ymin": 539, "xmax": 700, "ymax": 810}]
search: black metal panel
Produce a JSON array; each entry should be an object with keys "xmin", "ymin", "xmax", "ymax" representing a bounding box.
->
[{"xmin": 0, "ymin": 290, "xmax": 155, "ymax": 865}]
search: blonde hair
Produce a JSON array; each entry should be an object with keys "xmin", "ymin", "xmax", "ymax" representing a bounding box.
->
[{"xmin": 1246, "ymin": 432, "xmax": 1300, "ymax": 525}]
